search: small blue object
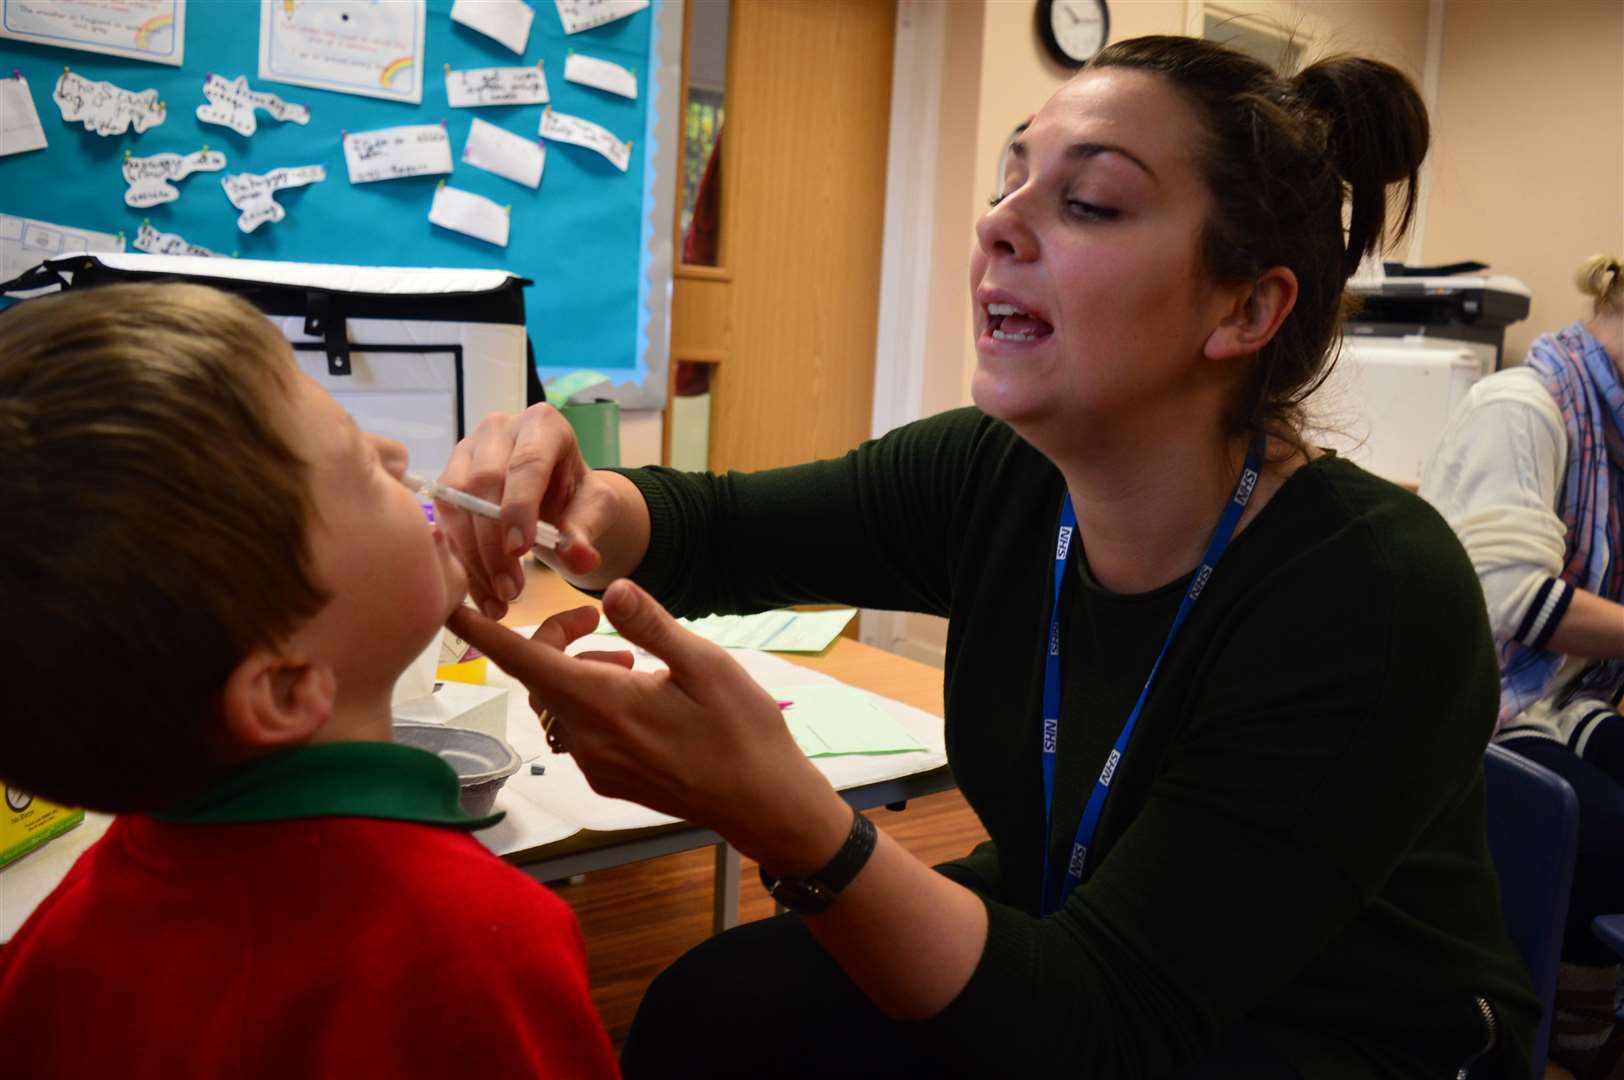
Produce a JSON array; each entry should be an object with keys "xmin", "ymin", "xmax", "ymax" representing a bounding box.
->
[{"xmin": 530, "ymin": 763, "xmax": 546, "ymax": 776}]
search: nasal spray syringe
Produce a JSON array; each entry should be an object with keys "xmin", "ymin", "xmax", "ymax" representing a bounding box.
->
[{"xmin": 402, "ymin": 472, "xmax": 563, "ymax": 551}]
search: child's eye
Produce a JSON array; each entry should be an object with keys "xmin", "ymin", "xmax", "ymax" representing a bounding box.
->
[
  {"xmin": 987, "ymin": 191, "xmax": 1007, "ymax": 208},
  {"xmin": 1067, "ymin": 200, "xmax": 1119, "ymax": 222}
]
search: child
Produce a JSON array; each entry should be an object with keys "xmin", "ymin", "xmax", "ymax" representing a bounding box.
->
[{"xmin": 0, "ymin": 283, "xmax": 618, "ymax": 1077}]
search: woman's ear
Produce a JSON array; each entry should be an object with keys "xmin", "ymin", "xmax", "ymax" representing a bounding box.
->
[
  {"xmin": 220, "ymin": 649, "xmax": 336, "ymax": 750},
  {"xmin": 1204, "ymin": 266, "xmax": 1299, "ymax": 361}
]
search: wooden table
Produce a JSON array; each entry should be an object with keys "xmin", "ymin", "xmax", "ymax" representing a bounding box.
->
[{"xmin": 497, "ymin": 562, "xmax": 954, "ymax": 932}]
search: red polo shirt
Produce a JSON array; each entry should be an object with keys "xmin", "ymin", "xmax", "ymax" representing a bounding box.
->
[{"xmin": 0, "ymin": 742, "xmax": 618, "ymax": 1078}]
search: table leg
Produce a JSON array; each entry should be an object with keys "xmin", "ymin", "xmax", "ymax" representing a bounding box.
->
[{"xmin": 713, "ymin": 842, "xmax": 741, "ymax": 934}]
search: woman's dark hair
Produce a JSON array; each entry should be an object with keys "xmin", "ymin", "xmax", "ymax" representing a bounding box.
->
[{"xmin": 1088, "ymin": 35, "xmax": 1429, "ymax": 444}]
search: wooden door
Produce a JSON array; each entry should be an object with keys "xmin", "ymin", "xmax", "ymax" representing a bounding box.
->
[{"xmin": 668, "ymin": 0, "xmax": 897, "ymax": 472}]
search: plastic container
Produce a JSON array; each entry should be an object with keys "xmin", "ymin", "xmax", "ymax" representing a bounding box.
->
[{"xmin": 392, "ymin": 722, "xmax": 521, "ymax": 817}]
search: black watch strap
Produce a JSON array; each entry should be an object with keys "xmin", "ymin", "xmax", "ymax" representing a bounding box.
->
[{"xmin": 758, "ymin": 806, "xmax": 877, "ymax": 915}]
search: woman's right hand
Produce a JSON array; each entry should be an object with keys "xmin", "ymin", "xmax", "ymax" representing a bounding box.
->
[{"xmin": 438, "ymin": 403, "xmax": 648, "ymax": 618}]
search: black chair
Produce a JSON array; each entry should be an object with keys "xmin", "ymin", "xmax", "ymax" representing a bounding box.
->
[{"xmin": 1483, "ymin": 743, "xmax": 1581, "ymax": 1078}]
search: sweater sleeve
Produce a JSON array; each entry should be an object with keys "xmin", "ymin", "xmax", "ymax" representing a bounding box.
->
[
  {"xmin": 613, "ymin": 407, "xmax": 999, "ymax": 618},
  {"xmin": 1419, "ymin": 371, "xmax": 1571, "ymax": 649},
  {"xmin": 909, "ymin": 500, "xmax": 1506, "ymax": 1076}
]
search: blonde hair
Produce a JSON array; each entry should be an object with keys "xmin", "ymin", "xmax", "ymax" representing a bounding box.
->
[
  {"xmin": 0, "ymin": 283, "xmax": 329, "ymax": 811},
  {"xmin": 1577, "ymin": 254, "xmax": 1624, "ymax": 316}
]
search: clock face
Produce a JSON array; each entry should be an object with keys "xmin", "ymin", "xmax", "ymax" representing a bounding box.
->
[{"xmin": 1044, "ymin": 0, "xmax": 1108, "ymax": 67}]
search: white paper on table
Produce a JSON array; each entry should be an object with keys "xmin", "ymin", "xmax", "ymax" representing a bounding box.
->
[
  {"xmin": 53, "ymin": 70, "xmax": 166, "ymax": 136},
  {"xmin": 539, "ymin": 107, "xmax": 629, "ymax": 172},
  {"xmin": 258, "ymin": 0, "xmax": 425, "ymax": 104},
  {"xmin": 342, "ymin": 124, "xmax": 453, "ymax": 185},
  {"xmin": 450, "ymin": 0, "xmax": 533, "ymax": 55},
  {"xmin": 132, "ymin": 221, "xmax": 217, "ymax": 257},
  {"xmin": 122, "ymin": 147, "xmax": 226, "ymax": 208},
  {"xmin": 0, "ymin": 213, "xmax": 124, "ymax": 297},
  {"xmin": 563, "ymin": 52, "xmax": 636, "ymax": 99},
  {"xmin": 444, "ymin": 63, "xmax": 548, "ymax": 108},
  {"xmin": 429, "ymin": 183, "xmax": 510, "ymax": 246},
  {"xmin": 220, "ymin": 165, "xmax": 325, "ymax": 233},
  {"xmin": 461, "ymin": 117, "xmax": 544, "ymax": 189},
  {"xmin": 0, "ymin": 0, "xmax": 186, "ymax": 67},
  {"xmin": 0, "ymin": 75, "xmax": 47, "ymax": 156},
  {"xmin": 554, "ymin": 0, "xmax": 647, "ymax": 35},
  {"xmin": 195, "ymin": 73, "xmax": 309, "ymax": 137}
]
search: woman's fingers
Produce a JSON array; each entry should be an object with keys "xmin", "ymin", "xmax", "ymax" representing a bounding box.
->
[
  {"xmin": 527, "ymin": 604, "xmax": 603, "ymax": 651},
  {"xmin": 438, "ymin": 437, "xmax": 500, "ymax": 617}
]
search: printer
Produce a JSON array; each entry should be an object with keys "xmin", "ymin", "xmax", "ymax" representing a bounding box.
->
[{"xmin": 1313, "ymin": 268, "xmax": 1531, "ymax": 487}]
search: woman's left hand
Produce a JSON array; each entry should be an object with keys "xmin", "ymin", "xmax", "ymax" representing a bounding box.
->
[{"xmin": 446, "ymin": 580, "xmax": 852, "ymax": 874}]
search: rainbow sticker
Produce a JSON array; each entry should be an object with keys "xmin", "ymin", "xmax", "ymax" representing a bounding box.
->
[
  {"xmin": 135, "ymin": 14, "xmax": 173, "ymax": 50},
  {"xmin": 380, "ymin": 56, "xmax": 415, "ymax": 89}
]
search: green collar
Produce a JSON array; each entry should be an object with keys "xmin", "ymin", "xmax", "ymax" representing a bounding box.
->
[{"xmin": 155, "ymin": 741, "xmax": 504, "ymax": 830}]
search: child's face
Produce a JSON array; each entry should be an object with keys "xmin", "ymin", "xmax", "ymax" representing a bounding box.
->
[{"xmin": 281, "ymin": 369, "xmax": 467, "ymax": 701}]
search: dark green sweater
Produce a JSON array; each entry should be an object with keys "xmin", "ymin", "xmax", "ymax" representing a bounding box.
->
[{"xmin": 622, "ymin": 407, "xmax": 1537, "ymax": 1078}]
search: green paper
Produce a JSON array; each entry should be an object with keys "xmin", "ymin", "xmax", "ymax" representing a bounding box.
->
[
  {"xmin": 594, "ymin": 608, "xmax": 857, "ymax": 653},
  {"xmin": 770, "ymin": 684, "xmax": 927, "ymax": 757}
]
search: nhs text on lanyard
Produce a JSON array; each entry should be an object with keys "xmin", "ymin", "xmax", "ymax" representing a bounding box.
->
[{"xmin": 1039, "ymin": 434, "xmax": 1264, "ymax": 916}]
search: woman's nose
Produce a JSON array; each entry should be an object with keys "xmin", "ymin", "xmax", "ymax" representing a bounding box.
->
[{"xmin": 975, "ymin": 192, "xmax": 1037, "ymax": 263}]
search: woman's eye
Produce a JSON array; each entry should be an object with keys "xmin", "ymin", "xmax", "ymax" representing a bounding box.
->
[
  {"xmin": 987, "ymin": 191, "xmax": 1007, "ymax": 208},
  {"xmin": 1067, "ymin": 200, "xmax": 1119, "ymax": 221}
]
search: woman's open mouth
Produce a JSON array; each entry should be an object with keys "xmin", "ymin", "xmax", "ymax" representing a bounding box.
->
[{"xmin": 987, "ymin": 303, "xmax": 1054, "ymax": 342}]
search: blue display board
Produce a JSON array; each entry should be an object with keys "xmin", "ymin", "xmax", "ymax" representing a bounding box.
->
[{"xmin": 0, "ymin": 0, "xmax": 674, "ymax": 398}]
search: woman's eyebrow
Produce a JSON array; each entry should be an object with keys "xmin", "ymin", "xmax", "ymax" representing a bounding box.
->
[{"xmin": 1009, "ymin": 139, "xmax": 1157, "ymax": 182}]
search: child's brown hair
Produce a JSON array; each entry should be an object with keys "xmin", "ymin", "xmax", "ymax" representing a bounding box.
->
[{"xmin": 0, "ymin": 283, "xmax": 329, "ymax": 811}]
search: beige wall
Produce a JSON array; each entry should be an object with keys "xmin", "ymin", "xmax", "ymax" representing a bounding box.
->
[{"xmin": 1422, "ymin": 0, "xmax": 1624, "ymax": 364}]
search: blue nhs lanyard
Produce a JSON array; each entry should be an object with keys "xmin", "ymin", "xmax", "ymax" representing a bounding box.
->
[{"xmin": 1039, "ymin": 434, "xmax": 1265, "ymax": 916}]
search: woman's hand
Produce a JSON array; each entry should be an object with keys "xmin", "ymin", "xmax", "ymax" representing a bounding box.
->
[
  {"xmin": 447, "ymin": 580, "xmax": 853, "ymax": 873},
  {"xmin": 437, "ymin": 404, "xmax": 650, "ymax": 619}
]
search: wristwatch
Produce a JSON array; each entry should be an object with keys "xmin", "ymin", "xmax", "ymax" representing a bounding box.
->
[{"xmin": 758, "ymin": 806, "xmax": 877, "ymax": 915}]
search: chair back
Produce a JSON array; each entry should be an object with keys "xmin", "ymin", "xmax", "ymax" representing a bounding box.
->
[{"xmin": 1482, "ymin": 743, "xmax": 1581, "ymax": 1078}]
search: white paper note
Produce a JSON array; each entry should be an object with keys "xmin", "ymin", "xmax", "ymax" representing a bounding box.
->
[
  {"xmin": 342, "ymin": 124, "xmax": 453, "ymax": 184},
  {"xmin": 554, "ymin": 0, "xmax": 648, "ymax": 35},
  {"xmin": 563, "ymin": 52, "xmax": 636, "ymax": 99},
  {"xmin": 539, "ymin": 107, "xmax": 629, "ymax": 172},
  {"xmin": 258, "ymin": 0, "xmax": 425, "ymax": 105},
  {"xmin": 122, "ymin": 147, "xmax": 227, "ymax": 208},
  {"xmin": 429, "ymin": 183, "xmax": 510, "ymax": 247},
  {"xmin": 195, "ymin": 73, "xmax": 310, "ymax": 137},
  {"xmin": 133, "ymin": 221, "xmax": 217, "ymax": 257},
  {"xmin": 450, "ymin": 0, "xmax": 533, "ymax": 55},
  {"xmin": 220, "ymin": 164, "xmax": 325, "ymax": 233},
  {"xmin": 0, "ymin": 0, "xmax": 186, "ymax": 67},
  {"xmin": 461, "ymin": 117, "xmax": 543, "ymax": 188},
  {"xmin": 444, "ymin": 63, "xmax": 548, "ymax": 108},
  {"xmin": 0, "ymin": 75, "xmax": 47, "ymax": 156},
  {"xmin": 53, "ymin": 70, "xmax": 166, "ymax": 136},
  {"xmin": 0, "ymin": 213, "xmax": 123, "ymax": 296}
]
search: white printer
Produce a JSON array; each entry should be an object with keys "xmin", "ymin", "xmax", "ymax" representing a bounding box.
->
[{"xmin": 1313, "ymin": 268, "xmax": 1531, "ymax": 486}]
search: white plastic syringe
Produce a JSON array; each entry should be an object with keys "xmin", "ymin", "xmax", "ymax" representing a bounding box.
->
[{"xmin": 402, "ymin": 471, "xmax": 563, "ymax": 550}]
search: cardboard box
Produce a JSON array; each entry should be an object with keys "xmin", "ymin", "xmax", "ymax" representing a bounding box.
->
[
  {"xmin": 1, "ymin": 787, "xmax": 84, "ymax": 869},
  {"xmin": 391, "ymin": 681, "xmax": 510, "ymax": 743}
]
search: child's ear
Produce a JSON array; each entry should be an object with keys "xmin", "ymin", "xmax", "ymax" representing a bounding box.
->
[
  {"xmin": 220, "ymin": 649, "xmax": 336, "ymax": 750},
  {"xmin": 1204, "ymin": 266, "xmax": 1299, "ymax": 362}
]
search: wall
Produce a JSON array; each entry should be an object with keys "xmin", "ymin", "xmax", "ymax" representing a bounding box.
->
[{"xmin": 1422, "ymin": 0, "xmax": 1624, "ymax": 363}]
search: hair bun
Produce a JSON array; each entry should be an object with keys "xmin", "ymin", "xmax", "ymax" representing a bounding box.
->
[{"xmin": 1577, "ymin": 253, "xmax": 1622, "ymax": 299}]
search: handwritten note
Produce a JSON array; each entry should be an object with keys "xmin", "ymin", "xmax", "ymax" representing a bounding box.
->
[
  {"xmin": 258, "ymin": 0, "xmax": 425, "ymax": 105},
  {"xmin": 0, "ymin": 75, "xmax": 47, "ymax": 156},
  {"xmin": 133, "ymin": 221, "xmax": 218, "ymax": 257},
  {"xmin": 563, "ymin": 53, "xmax": 636, "ymax": 99},
  {"xmin": 450, "ymin": 0, "xmax": 533, "ymax": 55},
  {"xmin": 1, "ymin": 213, "xmax": 123, "ymax": 298},
  {"xmin": 195, "ymin": 73, "xmax": 310, "ymax": 137},
  {"xmin": 554, "ymin": 0, "xmax": 648, "ymax": 35},
  {"xmin": 342, "ymin": 124, "xmax": 453, "ymax": 185},
  {"xmin": 0, "ymin": 0, "xmax": 186, "ymax": 67},
  {"xmin": 429, "ymin": 184, "xmax": 509, "ymax": 247},
  {"xmin": 540, "ymin": 107, "xmax": 630, "ymax": 172},
  {"xmin": 122, "ymin": 148, "xmax": 226, "ymax": 208},
  {"xmin": 220, "ymin": 165, "xmax": 325, "ymax": 233},
  {"xmin": 444, "ymin": 64, "xmax": 548, "ymax": 108},
  {"xmin": 462, "ymin": 118, "xmax": 544, "ymax": 189},
  {"xmin": 53, "ymin": 70, "xmax": 165, "ymax": 136}
]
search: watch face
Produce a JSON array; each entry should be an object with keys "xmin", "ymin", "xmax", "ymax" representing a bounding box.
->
[{"xmin": 1046, "ymin": 0, "xmax": 1108, "ymax": 67}]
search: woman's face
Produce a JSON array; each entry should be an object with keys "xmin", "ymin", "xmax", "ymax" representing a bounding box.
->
[{"xmin": 969, "ymin": 68, "xmax": 1243, "ymax": 448}]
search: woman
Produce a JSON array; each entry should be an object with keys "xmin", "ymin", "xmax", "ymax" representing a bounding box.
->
[
  {"xmin": 1421, "ymin": 254, "xmax": 1624, "ymax": 1079},
  {"xmin": 445, "ymin": 37, "xmax": 1536, "ymax": 1078}
]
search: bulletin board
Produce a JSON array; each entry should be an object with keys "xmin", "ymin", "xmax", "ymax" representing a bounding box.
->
[{"xmin": 0, "ymin": 0, "xmax": 681, "ymax": 408}]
